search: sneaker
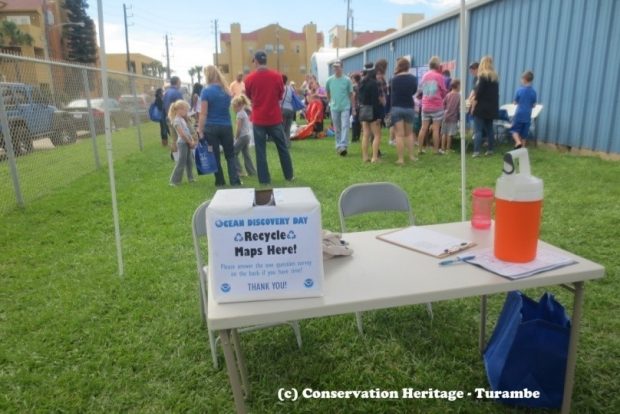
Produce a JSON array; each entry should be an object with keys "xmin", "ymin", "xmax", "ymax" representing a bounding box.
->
[
  {"xmin": 472, "ymin": 152, "xmax": 481, "ymax": 158},
  {"xmin": 286, "ymin": 176, "xmax": 296, "ymax": 182},
  {"xmin": 438, "ymin": 149, "xmax": 445, "ymax": 155},
  {"xmin": 389, "ymin": 140, "xmax": 396, "ymax": 147},
  {"xmin": 485, "ymin": 150, "xmax": 494, "ymax": 156},
  {"xmin": 340, "ymin": 148, "xmax": 348, "ymax": 156}
]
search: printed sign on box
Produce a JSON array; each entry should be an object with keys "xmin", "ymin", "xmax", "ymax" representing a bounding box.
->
[{"xmin": 206, "ymin": 187, "xmax": 323, "ymax": 303}]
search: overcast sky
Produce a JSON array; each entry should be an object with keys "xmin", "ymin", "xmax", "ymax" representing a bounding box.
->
[{"xmin": 89, "ymin": 0, "xmax": 461, "ymax": 83}]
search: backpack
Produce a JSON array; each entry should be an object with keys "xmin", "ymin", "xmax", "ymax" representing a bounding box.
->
[{"xmin": 148, "ymin": 103, "xmax": 163, "ymax": 122}]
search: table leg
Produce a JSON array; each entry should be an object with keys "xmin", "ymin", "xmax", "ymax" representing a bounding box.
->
[
  {"xmin": 220, "ymin": 329, "xmax": 247, "ymax": 414},
  {"xmin": 561, "ymin": 282, "xmax": 584, "ymax": 414},
  {"xmin": 231, "ymin": 328, "xmax": 251, "ymax": 399},
  {"xmin": 479, "ymin": 295, "xmax": 487, "ymax": 354}
]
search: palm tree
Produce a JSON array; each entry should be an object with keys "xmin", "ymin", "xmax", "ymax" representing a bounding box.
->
[
  {"xmin": 194, "ymin": 65, "xmax": 204, "ymax": 84},
  {"xmin": 0, "ymin": 21, "xmax": 34, "ymax": 48},
  {"xmin": 155, "ymin": 62, "xmax": 166, "ymax": 79},
  {"xmin": 188, "ymin": 67, "xmax": 196, "ymax": 85}
]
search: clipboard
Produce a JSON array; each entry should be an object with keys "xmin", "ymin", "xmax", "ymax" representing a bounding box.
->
[{"xmin": 377, "ymin": 226, "xmax": 476, "ymax": 258}]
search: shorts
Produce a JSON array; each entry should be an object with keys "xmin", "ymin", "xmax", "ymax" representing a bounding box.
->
[
  {"xmin": 441, "ymin": 120, "xmax": 458, "ymax": 136},
  {"xmin": 391, "ymin": 107, "xmax": 415, "ymax": 124},
  {"xmin": 510, "ymin": 121, "xmax": 531, "ymax": 139},
  {"xmin": 421, "ymin": 109, "xmax": 445, "ymax": 122}
]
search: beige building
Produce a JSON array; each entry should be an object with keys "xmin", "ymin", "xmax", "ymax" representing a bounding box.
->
[
  {"xmin": 0, "ymin": 0, "xmax": 99, "ymax": 94},
  {"xmin": 215, "ymin": 23, "xmax": 324, "ymax": 86},
  {"xmin": 106, "ymin": 53, "xmax": 163, "ymax": 94},
  {"xmin": 329, "ymin": 13, "xmax": 424, "ymax": 48}
]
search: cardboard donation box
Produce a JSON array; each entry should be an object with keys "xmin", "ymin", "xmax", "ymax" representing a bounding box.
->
[{"xmin": 206, "ymin": 187, "xmax": 323, "ymax": 303}]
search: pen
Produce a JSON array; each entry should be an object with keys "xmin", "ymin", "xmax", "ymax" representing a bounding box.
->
[{"xmin": 438, "ymin": 255, "xmax": 476, "ymax": 266}]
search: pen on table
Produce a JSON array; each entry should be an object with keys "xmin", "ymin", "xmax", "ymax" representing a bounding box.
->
[{"xmin": 438, "ymin": 255, "xmax": 476, "ymax": 266}]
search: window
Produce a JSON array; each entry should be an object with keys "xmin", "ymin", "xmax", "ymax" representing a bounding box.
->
[
  {"xmin": 6, "ymin": 15, "xmax": 31, "ymax": 26},
  {"xmin": 220, "ymin": 64, "xmax": 230, "ymax": 74},
  {"xmin": 299, "ymin": 65, "xmax": 306, "ymax": 74},
  {"xmin": 265, "ymin": 44, "xmax": 274, "ymax": 53},
  {"xmin": 278, "ymin": 44, "xmax": 284, "ymax": 52},
  {"xmin": 295, "ymin": 45, "xmax": 300, "ymax": 54},
  {"xmin": 249, "ymin": 47, "xmax": 254, "ymax": 55}
]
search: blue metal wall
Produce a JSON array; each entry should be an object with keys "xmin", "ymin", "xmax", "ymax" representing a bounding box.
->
[{"xmin": 340, "ymin": 0, "xmax": 620, "ymax": 153}]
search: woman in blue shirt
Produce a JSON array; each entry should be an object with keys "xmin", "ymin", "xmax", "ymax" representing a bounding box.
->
[{"xmin": 198, "ymin": 66, "xmax": 241, "ymax": 186}]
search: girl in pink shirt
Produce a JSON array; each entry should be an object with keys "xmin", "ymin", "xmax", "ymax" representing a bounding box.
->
[{"xmin": 417, "ymin": 56, "xmax": 447, "ymax": 155}]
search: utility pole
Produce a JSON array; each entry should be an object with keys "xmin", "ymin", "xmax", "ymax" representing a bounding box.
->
[
  {"xmin": 351, "ymin": 8, "xmax": 354, "ymax": 46},
  {"xmin": 123, "ymin": 3, "xmax": 132, "ymax": 73},
  {"xmin": 213, "ymin": 19, "xmax": 219, "ymax": 67},
  {"xmin": 165, "ymin": 33, "xmax": 171, "ymax": 80},
  {"xmin": 276, "ymin": 24, "xmax": 280, "ymax": 72},
  {"xmin": 345, "ymin": 0, "xmax": 351, "ymax": 48}
]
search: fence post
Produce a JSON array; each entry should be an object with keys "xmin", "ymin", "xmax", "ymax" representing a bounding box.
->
[
  {"xmin": 129, "ymin": 75, "xmax": 144, "ymax": 151},
  {"xmin": 81, "ymin": 68, "xmax": 101, "ymax": 169},
  {"xmin": 0, "ymin": 89, "xmax": 25, "ymax": 208}
]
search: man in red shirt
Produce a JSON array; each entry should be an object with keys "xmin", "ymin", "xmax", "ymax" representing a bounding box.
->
[{"xmin": 245, "ymin": 51, "xmax": 294, "ymax": 184}]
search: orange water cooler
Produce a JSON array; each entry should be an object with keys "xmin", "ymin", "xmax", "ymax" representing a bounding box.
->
[{"xmin": 494, "ymin": 148, "xmax": 543, "ymax": 262}]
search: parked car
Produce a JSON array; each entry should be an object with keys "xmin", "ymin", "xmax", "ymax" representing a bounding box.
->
[
  {"xmin": 64, "ymin": 98, "xmax": 132, "ymax": 134},
  {"xmin": 118, "ymin": 94, "xmax": 151, "ymax": 121},
  {"xmin": 0, "ymin": 82, "xmax": 77, "ymax": 156}
]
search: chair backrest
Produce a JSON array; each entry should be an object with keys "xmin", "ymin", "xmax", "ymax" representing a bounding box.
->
[
  {"xmin": 500, "ymin": 103, "xmax": 516, "ymax": 117},
  {"xmin": 338, "ymin": 182, "xmax": 414, "ymax": 232},
  {"xmin": 531, "ymin": 104, "xmax": 543, "ymax": 119},
  {"xmin": 192, "ymin": 199, "xmax": 211, "ymax": 275}
]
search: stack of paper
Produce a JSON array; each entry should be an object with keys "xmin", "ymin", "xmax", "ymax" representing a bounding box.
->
[
  {"xmin": 377, "ymin": 226, "xmax": 475, "ymax": 258},
  {"xmin": 465, "ymin": 247, "xmax": 577, "ymax": 280}
]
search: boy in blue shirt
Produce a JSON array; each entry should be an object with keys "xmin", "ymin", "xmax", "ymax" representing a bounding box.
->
[{"xmin": 511, "ymin": 71, "xmax": 537, "ymax": 148}]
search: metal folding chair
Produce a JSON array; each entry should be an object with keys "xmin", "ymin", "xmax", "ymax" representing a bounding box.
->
[
  {"xmin": 192, "ymin": 200, "xmax": 302, "ymax": 369},
  {"xmin": 338, "ymin": 182, "xmax": 433, "ymax": 335}
]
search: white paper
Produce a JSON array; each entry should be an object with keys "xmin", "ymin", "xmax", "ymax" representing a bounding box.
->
[
  {"xmin": 466, "ymin": 247, "xmax": 577, "ymax": 279},
  {"xmin": 378, "ymin": 226, "xmax": 473, "ymax": 257}
]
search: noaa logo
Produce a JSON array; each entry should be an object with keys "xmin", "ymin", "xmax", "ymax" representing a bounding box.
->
[
  {"xmin": 304, "ymin": 278, "xmax": 314, "ymax": 288},
  {"xmin": 215, "ymin": 220, "xmax": 224, "ymax": 228},
  {"xmin": 220, "ymin": 283, "xmax": 231, "ymax": 293}
]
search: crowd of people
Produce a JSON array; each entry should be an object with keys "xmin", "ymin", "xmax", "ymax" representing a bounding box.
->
[{"xmin": 159, "ymin": 50, "xmax": 537, "ymax": 186}]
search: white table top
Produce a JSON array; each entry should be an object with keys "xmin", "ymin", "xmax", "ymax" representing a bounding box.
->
[{"xmin": 207, "ymin": 222, "xmax": 604, "ymax": 330}]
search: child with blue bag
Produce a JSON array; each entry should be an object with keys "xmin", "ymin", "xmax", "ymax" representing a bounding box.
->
[{"xmin": 168, "ymin": 100, "xmax": 196, "ymax": 186}]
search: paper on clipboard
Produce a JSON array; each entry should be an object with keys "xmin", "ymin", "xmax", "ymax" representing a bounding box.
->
[{"xmin": 377, "ymin": 226, "xmax": 475, "ymax": 258}]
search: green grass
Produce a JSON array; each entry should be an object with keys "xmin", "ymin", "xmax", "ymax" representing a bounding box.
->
[
  {"xmin": 1, "ymin": 124, "xmax": 619, "ymax": 413},
  {"xmin": 0, "ymin": 125, "xmax": 145, "ymax": 214}
]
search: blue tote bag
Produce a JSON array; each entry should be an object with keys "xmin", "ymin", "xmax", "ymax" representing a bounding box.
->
[
  {"xmin": 484, "ymin": 291, "xmax": 571, "ymax": 408},
  {"xmin": 291, "ymin": 92, "xmax": 305, "ymax": 112},
  {"xmin": 194, "ymin": 139, "xmax": 218, "ymax": 175}
]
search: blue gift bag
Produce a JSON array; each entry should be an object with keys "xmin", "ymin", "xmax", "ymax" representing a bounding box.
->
[
  {"xmin": 195, "ymin": 139, "xmax": 218, "ymax": 175},
  {"xmin": 484, "ymin": 291, "xmax": 571, "ymax": 408}
]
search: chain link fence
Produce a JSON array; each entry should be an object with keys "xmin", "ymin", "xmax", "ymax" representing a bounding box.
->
[{"xmin": 0, "ymin": 52, "xmax": 164, "ymax": 214}]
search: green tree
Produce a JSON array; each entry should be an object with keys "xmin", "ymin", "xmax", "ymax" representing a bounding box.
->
[
  {"xmin": 194, "ymin": 65, "xmax": 204, "ymax": 84},
  {"xmin": 0, "ymin": 21, "xmax": 34, "ymax": 48},
  {"xmin": 188, "ymin": 67, "xmax": 196, "ymax": 85},
  {"xmin": 151, "ymin": 61, "xmax": 165, "ymax": 79},
  {"xmin": 62, "ymin": 0, "xmax": 98, "ymax": 64}
]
